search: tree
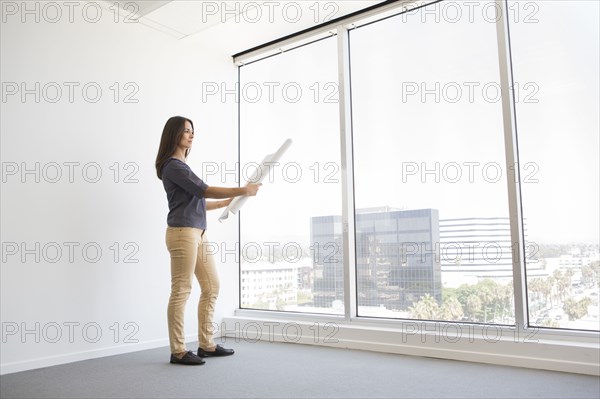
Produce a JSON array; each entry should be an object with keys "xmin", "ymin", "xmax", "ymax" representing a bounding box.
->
[
  {"xmin": 563, "ymin": 297, "xmax": 591, "ymax": 321},
  {"xmin": 585, "ymin": 261, "xmax": 600, "ymax": 289},
  {"xmin": 466, "ymin": 294, "xmax": 482, "ymax": 321},
  {"xmin": 453, "ymin": 280, "xmax": 513, "ymax": 323},
  {"xmin": 542, "ymin": 275, "xmax": 555, "ymax": 307},
  {"xmin": 297, "ymin": 290, "xmax": 313, "ymax": 305},
  {"xmin": 539, "ymin": 318, "xmax": 560, "ymax": 328},
  {"xmin": 528, "ymin": 278, "xmax": 551, "ymax": 313},
  {"xmin": 275, "ymin": 297, "xmax": 286, "ymax": 311},
  {"xmin": 251, "ymin": 299, "xmax": 270, "ymax": 309},
  {"xmin": 540, "ymin": 278, "xmax": 553, "ymax": 307},
  {"xmin": 455, "ymin": 284, "xmax": 478, "ymax": 318},
  {"xmin": 528, "ymin": 278, "xmax": 544, "ymax": 298},
  {"xmin": 551, "ymin": 270, "xmax": 566, "ymax": 303},
  {"xmin": 408, "ymin": 294, "xmax": 440, "ymax": 320},
  {"xmin": 477, "ymin": 280, "xmax": 495, "ymax": 322},
  {"xmin": 440, "ymin": 296, "xmax": 464, "ymax": 321},
  {"xmin": 581, "ymin": 265, "xmax": 595, "ymax": 288},
  {"xmin": 408, "ymin": 293, "xmax": 465, "ymax": 321},
  {"xmin": 492, "ymin": 283, "xmax": 513, "ymax": 322}
]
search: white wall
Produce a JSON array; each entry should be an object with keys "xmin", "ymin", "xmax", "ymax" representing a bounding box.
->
[
  {"xmin": 0, "ymin": 0, "xmax": 376, "ymax": 375},
  {"xmin": 0, "ymin": 4, "xmax": 239, "ymax": 374}
]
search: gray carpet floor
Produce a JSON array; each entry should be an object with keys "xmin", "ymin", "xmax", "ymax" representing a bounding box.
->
[{"xmin": 1, "ymin": 339, "xmax": 598, "ymax": 399}]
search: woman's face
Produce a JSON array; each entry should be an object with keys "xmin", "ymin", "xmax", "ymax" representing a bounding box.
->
[{"xmin": 178, "ymin": 120, "xmax": 194, "ymax": 150}]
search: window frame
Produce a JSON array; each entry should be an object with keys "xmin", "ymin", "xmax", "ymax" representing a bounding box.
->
[{"xmin": 233, "ymin": 0, "xmax": 600, "ymax": 341}]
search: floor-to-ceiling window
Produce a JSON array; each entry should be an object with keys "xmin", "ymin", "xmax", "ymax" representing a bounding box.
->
[
  {"xmin": 236, "ymin": 0, "xmax": 599, "ymax": 333},
  {"xmin": 239, "ymin": 36, "xmax": 344, "ymax": 314},
  {"xmin": 350, "ymin": 2, "xmax": 513, "ymax": 324},
  {"xmin": 508, "ymin": 0, "xmax": 600, "ymax": 331}
]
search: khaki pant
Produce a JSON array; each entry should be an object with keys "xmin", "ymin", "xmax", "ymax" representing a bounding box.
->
[{"xmin": 165, "ymin": 227, "xmax": 219, "ymax": 354}]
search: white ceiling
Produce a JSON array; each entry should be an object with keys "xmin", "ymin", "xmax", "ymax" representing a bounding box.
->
[
  {"xmin": 108, "ymin": 0, "xmax": 173, "ymax": 18},
  {"xmin": 102, "ymin": 1, "xmax": 383, "ymax": 42}
]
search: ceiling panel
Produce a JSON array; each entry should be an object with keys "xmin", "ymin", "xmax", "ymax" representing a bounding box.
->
[
  {"xmin": 101, "ymin": 1, "xmax": 385, "ymax": 42},
  {"xmin": 142, "ymin": 0, "xmax": 245, "ymax": 37},
  {"xmin": 108, "ymin": 1, "xmax": 173, "ymax": 18}
]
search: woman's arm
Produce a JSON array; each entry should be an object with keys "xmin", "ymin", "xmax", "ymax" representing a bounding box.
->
[
  {"xmin": 204, "ymin": 183, "xmax": 261, "ymax": 199},
  {"xmin": 206, "ymin": 198, "xmax": 233, "ymax": 211}
]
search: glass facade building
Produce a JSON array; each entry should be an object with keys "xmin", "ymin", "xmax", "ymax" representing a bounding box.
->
[{"xmin": 311, "ymin": 208, "xmax": 441, "ymax": 311}]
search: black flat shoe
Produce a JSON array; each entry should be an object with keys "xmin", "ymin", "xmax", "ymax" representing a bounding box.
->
[
  {"xmin": 197, "ymin": 344, "xmax": 234, "ymax": 357},
  {"xmin": 170, "ymin": 351, "xmax": 206, "ymax": 365}
]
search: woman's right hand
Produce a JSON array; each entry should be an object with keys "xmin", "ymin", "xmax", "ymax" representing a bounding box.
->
[{"xmin": 245, "ymin": 183, "xmax": 262, "ymax": 196}]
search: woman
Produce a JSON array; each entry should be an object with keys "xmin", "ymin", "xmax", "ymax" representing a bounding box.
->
[{"xmin": 155, "ymin": 116, "xmax": 261, "ymax": 365}]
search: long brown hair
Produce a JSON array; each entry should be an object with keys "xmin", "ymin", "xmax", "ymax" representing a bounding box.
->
[{"xmin": 155, "ymin": 116, "xmax": 194, "ymax": 180}]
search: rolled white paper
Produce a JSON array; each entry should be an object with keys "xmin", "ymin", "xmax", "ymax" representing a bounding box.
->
[{"xmin": 219, "ymin": 138, "xmax": 293, "ymax": 222}]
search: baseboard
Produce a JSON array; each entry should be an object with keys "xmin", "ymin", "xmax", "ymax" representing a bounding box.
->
[
  {"xmin": 3, "ymin": 319, "xmax": 598, "ymax": 377},
  {"xmin": 0, "ymin": 334, "xmax": 195, "ymax": 375}
]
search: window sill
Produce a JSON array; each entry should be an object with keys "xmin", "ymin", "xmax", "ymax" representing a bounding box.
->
[{"xmin": 222, "ymin": 309, "xmax": 600, "ymax": 376}]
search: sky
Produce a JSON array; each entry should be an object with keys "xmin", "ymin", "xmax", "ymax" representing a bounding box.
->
[{"xmin": 236, "ymin": 0, "xmax": 599, "ymax": 246}]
